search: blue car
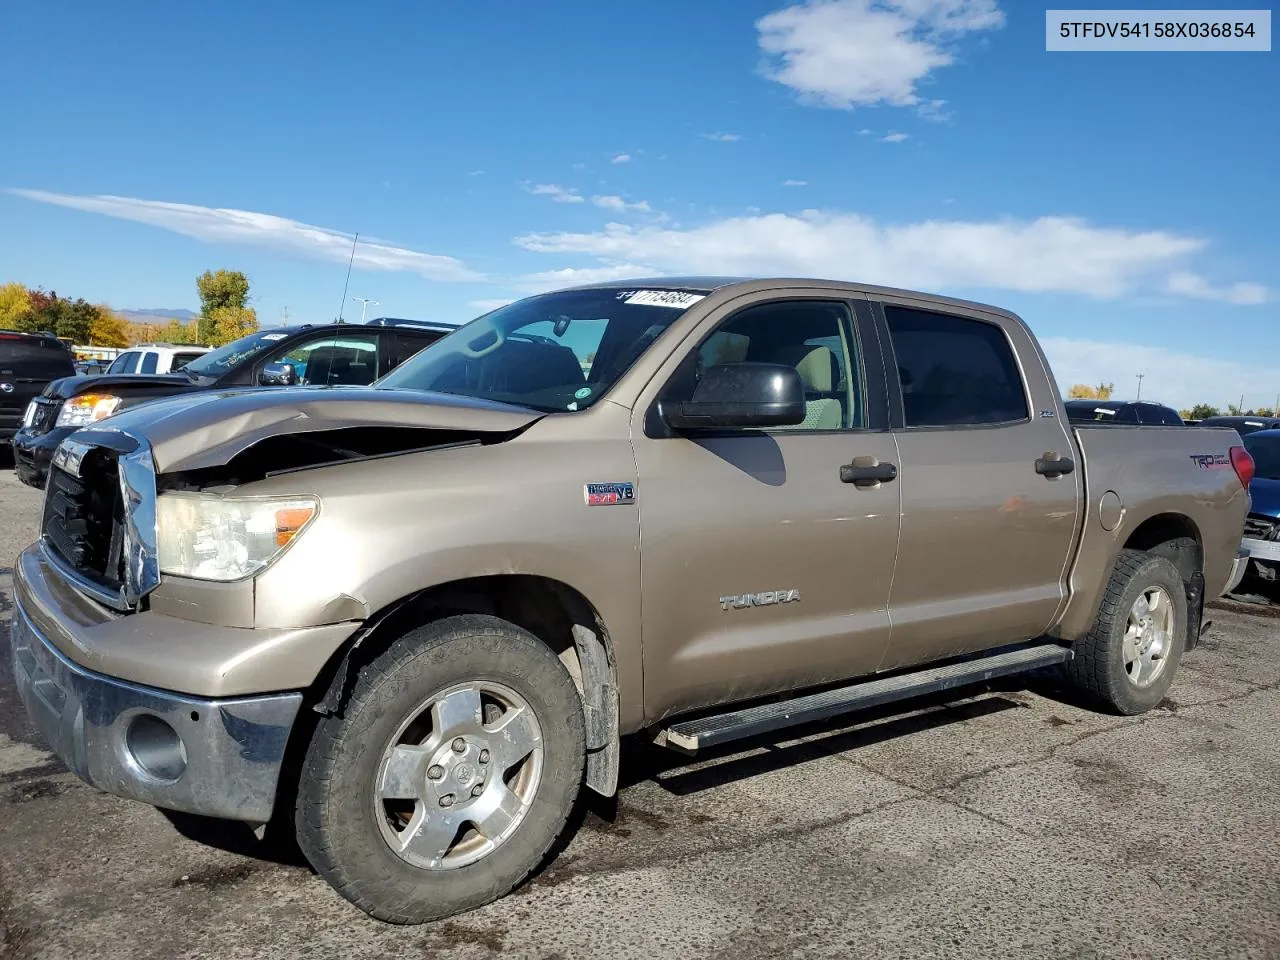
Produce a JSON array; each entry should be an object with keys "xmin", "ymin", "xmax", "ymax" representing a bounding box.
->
[{"xmin": 1240, "ymin": 429, "xmax": 1280, "ymax": 584}]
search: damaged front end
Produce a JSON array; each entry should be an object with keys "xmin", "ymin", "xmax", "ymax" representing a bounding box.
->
[{"xmin": 37, "ymin": 387, "xmax": 544, "ymax": 615}]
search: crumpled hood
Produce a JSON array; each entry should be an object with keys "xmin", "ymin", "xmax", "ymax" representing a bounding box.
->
[{"xmin": 93, "ymin": 386, "xmax": 544, "ymax": 472}]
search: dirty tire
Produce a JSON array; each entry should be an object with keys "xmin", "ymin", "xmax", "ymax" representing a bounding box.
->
[
  {"xmin": 1065, "ymin": 549, "xmax": 1187, "ymax": 715},
  {"xmin": 295, "ymin": 614, "xmax": 586, "ymax": 924}
]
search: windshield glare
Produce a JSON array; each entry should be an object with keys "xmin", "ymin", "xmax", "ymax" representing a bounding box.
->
[
  {"xmin": 182, "ymin": 330, "xmax": 292, "ymax": 378},
  {"xmin": 375, "ymin": 287, "xmax": 706, "ymax": 412},
  {"xmin": 1244, "ymin": 434, "xmax": 1280, "ymax": 481}
]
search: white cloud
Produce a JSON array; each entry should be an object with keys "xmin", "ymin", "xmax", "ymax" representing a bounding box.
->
[
  {"xmin": 783, "ymin": 179, "xmax": 809, "ymax": 186},
  {"xmin": 470, "ymin": 298, "xmax": 516, "ymax": 312},
  {"xmin": 512, "ymin": 263, "xmax": 657, "ymax": 293},
  {"xmin": 1041, "ymin": 336, "xmax": 1278, "ymax": 412},
  {"xmin": 857, "ymin": 128, "xmax": 873, "ymax": 135},
  {"xmin": 880, "ymin": 132, "xmax": 910, "ymax": 142},
  {"xmin": 515, "ymin": 210, "xmax": 1216, "ymax": 300},
  {"xmin": 11, "ymin": 188, "xmax": 478, "ymax": 281},
  {"xmin": 611, "ymin": 153, "xmax": 632, "ymax": 164},
  {"xmin": 592, "ymin": 195, "xmax": 652, "ymax": 213},
  {"xmin": 700, "ymin": 132, "xmax": 744, "ymax": 142},
  {"xmin": 756, "ymin": 0, "xmax": 1004, "ymax": 111},
  {"xmin": 467, "ymin": 169, "xmax": 485, "ymax": 176},
  {"xmin": 528, "ymin": 183, "xmax": 584, "ymax": 204},
  {"xmin": 1166, "ymin": 271, "xmax": 1270, "ymax": 305}
]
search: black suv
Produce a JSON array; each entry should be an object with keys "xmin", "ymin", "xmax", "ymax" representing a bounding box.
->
[
  {"xmin": 1063, "ymin": 399, "xmax": 1184, "ymax": 426},
  {"xmin": 12, "ymin": 319, "xmax": 456, "ymax": 487},
  {"xmin": 1, "ymin": 330, "xmax": 77, "ymax": 454}
]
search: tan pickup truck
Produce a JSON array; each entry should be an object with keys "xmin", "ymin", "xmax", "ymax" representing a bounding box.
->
[{"xmin": 11, "ymin": 277, "xmax": 1252, "ymax": 923}]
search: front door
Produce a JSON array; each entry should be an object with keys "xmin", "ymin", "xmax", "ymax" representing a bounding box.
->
[
  {"xmin": 873, "ymin": 300, "xmax": 1082, "ymax": 670},
  {"xmin": 631, "ymin": 293, "xmax": 901, "ymax": 721}
]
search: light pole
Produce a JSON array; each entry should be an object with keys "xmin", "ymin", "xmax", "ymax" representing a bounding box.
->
[
  {"xmin": 350, "ymin": 297, "xmax": 380, "ymax": 324},
  {"xmin": 1135, "ymin": 373, "xmax": 1145, "ymax": 401}
]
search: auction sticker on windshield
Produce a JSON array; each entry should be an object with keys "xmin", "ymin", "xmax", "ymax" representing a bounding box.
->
[{"xmin": 621, "ymin": 290, "xmax": 706, "ymax": 308}]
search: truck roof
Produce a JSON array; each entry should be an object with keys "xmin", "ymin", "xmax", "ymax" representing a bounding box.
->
[{"xmin": 558, "ymin": 276, "xmax": 1024, "ymax": 320}]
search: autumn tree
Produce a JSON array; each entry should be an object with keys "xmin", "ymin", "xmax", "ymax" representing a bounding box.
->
[
  {"xmin": 208, "ymin": 305, "xmax": 258, "ymax": 345},
  {"xmin": 196, "ymin": 269, "xmax": 251, "ymax": 342},
  {"xmin": 0, "ymin": 282, "xmax": 28, "ymax": 328},
  {"xmin": 1067, "ymin": 382, "xmax": 1116, "ymax": 400},
  {"xmin": 89, "ymin": 306, "xmax": 131, "ymax": 347}
]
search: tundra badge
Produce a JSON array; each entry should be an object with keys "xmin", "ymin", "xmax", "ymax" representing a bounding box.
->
[{"xmin": 719, "ymin": 589, "xmax": 801, "ymax": 611}]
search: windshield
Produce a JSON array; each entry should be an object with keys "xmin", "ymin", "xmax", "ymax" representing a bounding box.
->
[
  {"xmin": 375, "ymin": 287, "xmax": 708, "ymax": 412},
  {"xmin": 1244, "ymin": 434, "xmax": 1280, "ymax": 481},
  {"xmin": 182, "ymin": 329, "xmax": 294, "ymax": 379}
]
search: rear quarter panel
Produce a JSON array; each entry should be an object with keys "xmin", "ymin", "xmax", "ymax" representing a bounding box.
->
[{"xmin": 1057, "ymin": 425, "xmax": 1248, "ymax": 639}]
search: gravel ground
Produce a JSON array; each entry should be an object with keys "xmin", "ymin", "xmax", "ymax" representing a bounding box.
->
[{"xmin": 1, "ymin": 463, "xmax": 1277, "ymax": 960}]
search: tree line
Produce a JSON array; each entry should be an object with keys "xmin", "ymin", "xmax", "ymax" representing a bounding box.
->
[
  {"xmin": 0, "ymin": 269, "xmax": 259, "ymax": 349},
  {"xmin": 1067, "ymin": 382, "xmax": 1272, "ymax": 421}
]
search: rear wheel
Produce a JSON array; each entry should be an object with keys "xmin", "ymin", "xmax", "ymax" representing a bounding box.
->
[
  {"xmin": 295, "ymin": 614, "xmax": 586, "ymax": 923},
  {"xmin": 1065, "ymin": 549, "xmax": 1187, "ymax": 715}
]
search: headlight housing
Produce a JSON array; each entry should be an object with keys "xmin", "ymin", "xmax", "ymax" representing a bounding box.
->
[
  {"xmin": 55, "ymin": 394, "xmax": 123, "ymax": 428},
  {"xmin": 156, "ymin": 492, "xmax": 318, "ymax": 581}
]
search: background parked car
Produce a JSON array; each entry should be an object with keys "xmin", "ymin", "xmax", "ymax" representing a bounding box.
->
[
  {"xmin": 1198, "ymin": 414, "xmax": 1280, "ymax": 436},
  {"xmin": 1238, "ymin": 428, "xmax": 1280, "ymax": 589},
  {"xmin": 0, "ymin": 330, "xmax": 76, "ymax": 453},
  {"xmin": 12, "ymin": 319, "xmax": 457, "ymax": 487},
  {"xmin": 1063, "ymin": 399, "xmax": 1185, "ymax": 425},
  {"xmin": 100, "ymin": 342, "xmax": 212, "ymax": 375}
]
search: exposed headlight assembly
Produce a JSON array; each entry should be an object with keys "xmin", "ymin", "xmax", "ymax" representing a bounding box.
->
[
  {"xmin": 55, "ymin": 393, "xmax": 123, "ymax": 428},
  {"xmin": 156, "ymin": 492, "xmax": 318, "ymax": 581}
]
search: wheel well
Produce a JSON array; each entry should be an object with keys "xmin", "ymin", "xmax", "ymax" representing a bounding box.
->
[
  {"xmin": 305, "ymin": 575, "xmax": 620, "ymax": 798},
  {"xmin": 1122, "ymin": 513, "xmax": 1205, "ymax": 651},
  {"xmin": 1123, "ymin": 514, "xmax": 1202, "ymax": 581}
]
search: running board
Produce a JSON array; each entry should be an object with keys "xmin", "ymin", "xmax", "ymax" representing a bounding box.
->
[{"xmin": 660, "ymin": 642, "xmax": 1072, "ymax": 754}]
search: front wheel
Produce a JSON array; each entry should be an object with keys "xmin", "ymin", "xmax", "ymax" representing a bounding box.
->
[
  {"xmin": 1065, "ymin": 549, "xmax": 1187, "ymax": 715},
  {"xmin": 295, "ymin": 615, "xmax": 587, "ymax": 923}
]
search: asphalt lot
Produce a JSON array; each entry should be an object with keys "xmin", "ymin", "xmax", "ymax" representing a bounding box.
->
[{"xmin": 0, "ymin": 463, "xmax": 1277, "ymax": 960}]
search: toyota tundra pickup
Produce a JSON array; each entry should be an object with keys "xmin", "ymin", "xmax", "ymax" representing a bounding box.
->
[{"xmin": 10, "ymin": 277, "xmax": 1252, "ymax": 924}]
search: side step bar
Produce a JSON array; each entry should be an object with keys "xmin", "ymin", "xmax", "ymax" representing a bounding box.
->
[{"xmin": 661, "ymin": 642, "xmax": 1072, "ymax": 754}]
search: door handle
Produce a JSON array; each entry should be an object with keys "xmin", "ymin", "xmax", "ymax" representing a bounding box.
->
[
  {"xmin": 840, "ymin": 458, "xmax": 898, "ymax": 486},
  {"xmin": 1035, "ymin": 453, "xmax": 1075, "ymax": 477}
]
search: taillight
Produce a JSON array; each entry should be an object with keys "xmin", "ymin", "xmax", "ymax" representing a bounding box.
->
[{"xmin": 1230, "ymin": 446, "xmax": 1255, "ymax": 487}]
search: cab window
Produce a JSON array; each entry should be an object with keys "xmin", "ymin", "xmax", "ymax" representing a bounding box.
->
[
  {"xmin": 269, "ymin": 332, "xmax": 381, "ymax": 386},
  {"xmin": 688, "ymin": 299, "xmax": 864, "ymax": 431}
]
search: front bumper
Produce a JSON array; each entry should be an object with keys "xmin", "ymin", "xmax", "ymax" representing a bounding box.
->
[
  {"xmin": 11, "ymin": 425, "xmax": 72, "ymax": 487},
  {"xmin": 11, "ymin": 602, "xmax": 303, "ymax": 824},
  {"xmin": 1240, "ymin": 537, "xmax": 1280, "ymax": 565}
]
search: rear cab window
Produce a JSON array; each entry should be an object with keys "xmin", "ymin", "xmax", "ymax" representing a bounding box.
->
[
  {"xmin": 108, "ymin": 351, "xmax": 140, "ymax": 375},
  {"xmin": 883, "ymin": 305, "xmax": 1028, "ymax": 427},
  {"xmin": 139, "ymin": 351, "xmax": 159, "ymax": 374},
  {"xmin": 0, "ymin": 339, "xmax": 77, "ymax": 379}
]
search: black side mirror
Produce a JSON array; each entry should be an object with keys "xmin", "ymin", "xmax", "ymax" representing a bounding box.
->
[
  {"xmin": 662, "ymin": 362, "xmax": 806, "ymax": 430},
  {"xmin": 259, "ymin": 362, "xmax": 297, "ymax": 386}
]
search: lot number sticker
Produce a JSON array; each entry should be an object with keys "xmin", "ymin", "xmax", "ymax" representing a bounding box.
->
[{"xmin": 623, "ymin": 290, "xmax": 706, "ymax": 309}]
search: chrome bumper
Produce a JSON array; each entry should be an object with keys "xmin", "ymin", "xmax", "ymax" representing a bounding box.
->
[
  {"xmin": 10, "ymin": 602, "xmax": 303, "ymax": 824},
  {"xmin": 1240, "ymin": 537, "xmax": 1280, "ymax": 564},
  {"xmin": 1224, "ymin": 547, "xmax": 1251, "ymax": 594}
]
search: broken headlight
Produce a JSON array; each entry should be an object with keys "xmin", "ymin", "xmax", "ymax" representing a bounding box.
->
[{"xmin": 156, "ymin": 492, "xmax": 318, "ymax": 581}]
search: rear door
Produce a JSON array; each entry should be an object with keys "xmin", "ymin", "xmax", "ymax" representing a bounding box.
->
[
  {"xmin": 0, "ymin": 336, "xmax": 76, "ymax": 433},
  {"xmin": 873, "ymin": 299, "xmax": 1081, "ymax": 670},
  {"xmin": 631, "ymin": 291, "xmax": 902, "ymax": 719}
]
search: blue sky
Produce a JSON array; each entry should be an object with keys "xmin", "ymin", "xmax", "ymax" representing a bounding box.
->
[{"xmin": 1, "ymin": 0, "xmax": 1275, "ymax": 410}]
